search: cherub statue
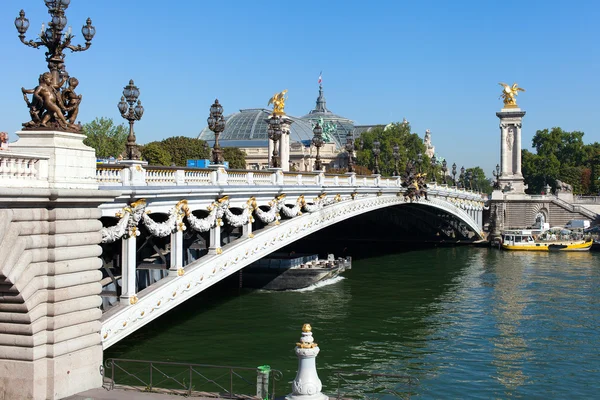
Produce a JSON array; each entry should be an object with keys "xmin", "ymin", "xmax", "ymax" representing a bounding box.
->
[
  {"xmin": 22, "ymin": 72, "xmax": 68, "ymax": 130},
  {"xmin": 498, "ymin": 82, "xmax": 525, "ymax": 108},
  {"xmin": 62, "ymin": 77, "xmax": 82, "ymax": 126},
  {"xmin": 0, "ymin": 132, "xmax": 8, "ymax": 150},
  {"xmin": 268, "ymin": 89, "xmax": 288, "ymax": 116}
]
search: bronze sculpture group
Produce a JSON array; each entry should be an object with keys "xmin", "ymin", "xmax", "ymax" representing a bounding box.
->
[
  {"xmin": 401, "ymin": 160, "xmax": 428, "ymax": 202},
  {"xmin": 21, "ymin": 71, "xmax": 82, "ymax": 133}
]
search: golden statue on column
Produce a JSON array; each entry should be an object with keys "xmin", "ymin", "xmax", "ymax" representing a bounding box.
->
[
  {"xmin": 268, "ymin": 89, "xmax": 288, "ymax": 116},
  {"xmin": 498, "ymin": 82, "xmax": 525, "ymax": 108}
]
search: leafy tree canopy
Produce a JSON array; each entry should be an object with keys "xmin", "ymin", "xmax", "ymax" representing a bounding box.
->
[
  {"xmin": 141, "ymin": 142, "xmax": 172, "ymax": 166},
  {"xmin": 223, "ymin": 147, "xmax": 247, "ymax": 169},
  {"xmin": 83, "ymin": 117, "xmax": 128, "ymax": 159},
  {"xmin": 152, "ymin": 136, "xmax": 210, "ymax": 167},
  {"xmin": 355, "ymin": 122, "xmax": 426, "ymax": 177},
  {"xmin": 523, "ymin": 127, "xmax": 600, "ymax": 194}
]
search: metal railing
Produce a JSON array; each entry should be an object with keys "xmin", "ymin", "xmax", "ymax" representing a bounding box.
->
[
  {"xmin": 104, "ymin": 358, "xmax": 283, "ymax": 399},
  {"xmin": 332, "ymin": 371, "xmax": 419, "ymax": 399}
]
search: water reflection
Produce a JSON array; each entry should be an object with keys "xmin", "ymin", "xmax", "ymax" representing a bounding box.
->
[{"xmin": 490, "ymin": 252, "xmax": 530, "ymax": 392}]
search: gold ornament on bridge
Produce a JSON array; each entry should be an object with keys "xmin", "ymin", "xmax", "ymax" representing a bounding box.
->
[
  {"xmin": 498, "ymin": 82, "xmax": 525, "ymax": 108},
  {"xmin": 268, "ymin": 89, "xmax": 288, "ymax": 116}
]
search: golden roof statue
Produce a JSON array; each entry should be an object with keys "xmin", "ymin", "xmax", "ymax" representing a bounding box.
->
[
  {"xmin": 498, "ymin": 82, "xmax": 525, "ymax": 108},
  {"xmin": 268, "ymin": 89, "xmax": 288, "ymax": 116}
]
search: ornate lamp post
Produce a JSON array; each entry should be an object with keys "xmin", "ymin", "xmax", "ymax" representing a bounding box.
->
[
  {"xmin": 207, "ymin": 99, "xmax": 226, "ymax": 165},
  {"xmin": 417, "ymin": 153, "xmax": 423, "ymax": 173},
  {"xmin": 15, "ymin": 2, "xmax": 95, "ymax": 85},
  {"xmin": 372, "ymin": 140, "xmax": 381, "ymax": 175},
  {"xmin": 452, "ymin": 163, "xmax": 457, "ymax": 185},
  {"xmin": 15, "ymin": 1, "xmax": 96, "ymax": 132},
  {"xmin": 267, "ymin": 115, "xmax": 282, "ymax": 168},
  {"xmin": 431, "ymin": 154, "xmax": 437, "ymax": 183},
  {"xmin": 466, "ymin": 170, "xmax": 473, "ymax": 190},
  {"xmin": 442, "ymin": 159, "xmax": 448, "ymax": 185},
  {"xmin": 492, "ymin": 163, "xmax": 501, "ymax": 188},
  {"xmin": 459, "ymin": 166, "xmax": 465, "ymax": 188},
  {"xmin": 117, "ymin": 80, "xmax": 144, "ymax": 160},
  {"xmin": 312, "ymin": 122, "xmax": 324, "ymax": 171},
  {"xmin": 345, "ymin": 131, "xmax": 355, "ymax": 173},
  {"xmin": 392, "ymin": 144, "xmax": 400, "ymax": 176}
]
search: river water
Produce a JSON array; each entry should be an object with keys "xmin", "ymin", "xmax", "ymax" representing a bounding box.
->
[{"xmin": 106, "ymin": 247, "xmax": 600, "ymax": 398}]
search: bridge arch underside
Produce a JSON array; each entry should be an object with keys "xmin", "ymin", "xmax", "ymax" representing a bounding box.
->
[
  {"xmin": 100, "ymin": 195, "xmax": 482, "ymax": 348},
  {"xmin": 292, "ymin": 203, "xmax": 481, "ymax": 254}
]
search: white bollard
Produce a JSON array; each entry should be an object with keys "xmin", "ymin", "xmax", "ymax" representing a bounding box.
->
[{"xmin": 286, "ymin": 324, "xmax": 328, "ymax": 400}]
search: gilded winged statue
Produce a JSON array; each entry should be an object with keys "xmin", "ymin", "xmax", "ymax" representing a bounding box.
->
[
  {"xmin": 268, "ymin": 89, "xmax": 288, "ymax": 116},
  {"xmin": 498, "ymin": 82, "xmax": 525, "ymax": 108}
]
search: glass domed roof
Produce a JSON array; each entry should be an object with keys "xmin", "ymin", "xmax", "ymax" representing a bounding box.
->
[{"xmin": 198, "ymin": 108, "xmax": 341, "ymax": 147}]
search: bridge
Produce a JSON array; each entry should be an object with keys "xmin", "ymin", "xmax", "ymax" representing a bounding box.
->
[{"xmin": 0, "ymin": 132, "xmax": 483, "ymax": 398}]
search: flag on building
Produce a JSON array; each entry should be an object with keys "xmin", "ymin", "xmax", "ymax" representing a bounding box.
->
[{"xmin": 318, "ymin": 72, "xmax": 322, "ymax": 84}]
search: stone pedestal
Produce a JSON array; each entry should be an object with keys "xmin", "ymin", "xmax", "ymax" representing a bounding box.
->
[
  {"xmin": 118, "ymin": 160, "xmax": 148, "ymax": 186},
  {"xmin": 496, "ymin": 109, "xmax": 526, "ymax": 193},
  {"xmin": 0, "ymin": 189, "xmax": 120, "ymax": 400},
  {"xmin": 286, "ymin": 324, "xmax": 328, "ymax": 400},
  {"xmin": 9, "ymin": 130, "xmax": 98, "ymax": 189}
]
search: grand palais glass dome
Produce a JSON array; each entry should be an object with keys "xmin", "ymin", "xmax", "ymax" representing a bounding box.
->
[{"xmin": 197, "ymin": 108, "xmax": 340, "ymax": 147}]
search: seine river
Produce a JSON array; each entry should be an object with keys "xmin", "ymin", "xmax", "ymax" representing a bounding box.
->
[{"xmin": 106, "ymin": 247, "xmax": 600, "ymax": 398}]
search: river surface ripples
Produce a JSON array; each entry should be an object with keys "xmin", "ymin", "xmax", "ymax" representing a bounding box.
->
[{"xmin": 106, "ymin": 248, "xmax": 600, "ymax": 398}]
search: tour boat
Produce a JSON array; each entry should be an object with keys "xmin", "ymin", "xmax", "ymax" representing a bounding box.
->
[
  {"xmin": 501, "ymin": 230, "xmax": 593, "ymax": 252},
  {"xmin": 237, "ymin": 253, "xmax": 351, "ymax": 290}
]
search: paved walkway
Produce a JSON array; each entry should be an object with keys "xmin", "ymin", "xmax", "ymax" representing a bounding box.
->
[{"xmin": 65, "ymin": 387, "xmax": 235, "ymax": 400}]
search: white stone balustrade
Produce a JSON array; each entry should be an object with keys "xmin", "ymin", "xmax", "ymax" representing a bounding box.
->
[{"xmin": 0, "ymin": 152, "xmax": 49, "ymax": 188}]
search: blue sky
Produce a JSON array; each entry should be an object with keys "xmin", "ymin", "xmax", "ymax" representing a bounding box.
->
[{"xmin": 1, "ymin": 0, "xmax": 599, "ymax": 176}]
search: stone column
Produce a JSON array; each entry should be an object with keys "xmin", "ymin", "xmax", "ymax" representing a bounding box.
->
[
  {"xmin": 286, "ymin": 324, "xmax": 328, "ymax": 400},
  {"xmin": 243, "ymin": 219, "xmax": 254, "ymax": 238},
  {"xmin": 280, "ymin": 117, "xmax": 294, "ymax": 172},
  {"xmin": 268, "ymin": 139, "xmax": 274, "ymax": 168},
  {"xmin": 169, "ymin": 230, "xmax": 184, "ymax": 277},
  {"xmin": 496, "ymin": 108, "xmax": 526, "ymax": 194},
  {"xmin": 209, "ymin": 221, "xmax": 222, "ymax": 255},
  {"xmin": 120, "ymin": 235, "xmax": 138, "ymax": 305}
]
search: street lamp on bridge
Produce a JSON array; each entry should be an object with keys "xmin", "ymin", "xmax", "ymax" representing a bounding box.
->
[
  {"xmin": 267, "ymin": 115, "xmax": 282, "ymax": 168},
  {"xmin": 431, "ymin": 154, "xmax": 437, "ymax": 183},
  {"xmin": 392, "ymin": 144, "xmax": 400, "ymax": 176},
  {"xmin": 452, "ymin": 163, "xmax": 457, "ymax": 186},
  {"xmin": 442, "ymin": 159, "xmax": 448, "ymax": 185},
  {"xmin": 492, "ymin": 163, "xmax": 501, "ymax": 189},
  {"xmin": 312, "ymin": 122, "xmax": 324, "ymax": 171},
  {"xmin": 372, "ymin": 140, "xmax": 381, "ymax": 175},
  {"xmin": 117, "ymin": 80, "xmax": 144, "ymax": 160},
  {"xmin": 345, "ymin": 131, "xmax": 355, "ymax": 173},
  {"xmin": 208, "ymin": 99, "xmax": 226, "ymax": 165},
  {"xmin": 459, "ymin": 166, "xmax": 465, "ymax": 188}
]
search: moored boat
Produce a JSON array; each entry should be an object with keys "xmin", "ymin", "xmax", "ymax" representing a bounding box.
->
[
  {"xmin": 238, "ymin": 253, "xmax": 351, "ymax": 290},
  {"xmin": 501, "ymin": 229, "xmax": 593, "ymax": 252}
]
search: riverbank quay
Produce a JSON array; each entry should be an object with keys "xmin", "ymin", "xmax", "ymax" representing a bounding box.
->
[{"xmin": 66, "ymin": 387, "xmax": 251, "ymax": 399}]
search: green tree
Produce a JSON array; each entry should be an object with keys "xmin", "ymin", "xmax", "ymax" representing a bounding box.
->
[
  {"xmin": 222, "ymin": 147, "xmax": 247, "ymax": 169},
  {"xmin": 157, "ymin": 136, "xmax": 210, "ymax": 167},
  {"xmin": 523, "ymin": 128, "xmax": 598, "ymax": 194},
  {"xmin": 355, "ymin": 122, "xmax": 426, "ymax": 176},
  {"xmin": 83, "ymin": 117, "xmax": 128, "ymax": 158},
  {"xmin": 141, "ymin": 142, "xmax": 172, "ymax": 166},
  {"xmin": 465, "ymin": 167, "xmax": 492, "ymax": 194}
]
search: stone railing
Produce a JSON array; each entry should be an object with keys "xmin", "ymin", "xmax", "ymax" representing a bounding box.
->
[
  {"xmin": 94, "ymin": 164, "xmax": 487, "ymax": 203},
  {"xmin": 0, "ymin": 151, "xmax": 49, "ymax": 188},
  {"xmin": 574, "ymin": 195, "xmax": 600, "ymax": 204}
]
